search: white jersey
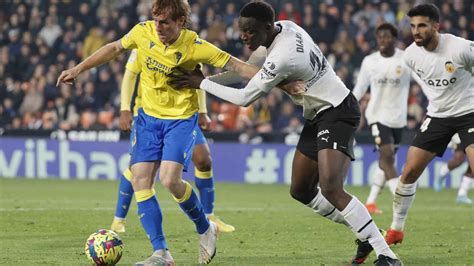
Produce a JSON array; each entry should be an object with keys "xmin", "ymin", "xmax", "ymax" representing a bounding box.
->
[
  {"xmin": 352, "ymin": 49, "xmax": 412, "ymax": 128},
  {"xmin": 200, "ymin": 20, "xmax": 350, "ymax": 120},
  {"xmin": 250, "ymin": 20, "xmax": 350, "ymax": 119},
  {"xmin": 404, "ymin": 34, "xmax": 474, "ymax": 118}
]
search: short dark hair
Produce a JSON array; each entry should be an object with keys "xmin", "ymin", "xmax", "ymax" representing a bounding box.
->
[
  {"xmin": 240, "ymin": 1, "xmax": 275, "ymax": 24},
  {"xmin": 407, "ymin": 4, "xmax": 440, "ymax": 22},
  {"xmin": 375, "ymin": 23, "xmax": 398, "ymax": 38}
]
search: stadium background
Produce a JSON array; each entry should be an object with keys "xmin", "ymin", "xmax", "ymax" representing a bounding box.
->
[
  {"xmin": 0, "ymin": 0, "xmax": 473, "ymax": 184},
  {"xmin": 1, "ymin": 1, "xmax": 473, "ymax": 265}
]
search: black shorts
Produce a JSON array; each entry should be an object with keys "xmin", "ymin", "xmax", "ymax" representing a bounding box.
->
[
  {"xmin": 296, "ymin": 93, "xmax": 360, "ymax": 161},
  {"xmin": 370, "ymin": 123, "xmax": 403, "ymax": 149},
  {"xmin": 411, "ymin": 112, "xmax": 474, "ymax": 157}
]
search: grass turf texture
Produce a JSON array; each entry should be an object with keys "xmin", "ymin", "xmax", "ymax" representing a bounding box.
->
[{"xmin": 0, "ymin": 178, "xmax": 472, "ymax": 265}]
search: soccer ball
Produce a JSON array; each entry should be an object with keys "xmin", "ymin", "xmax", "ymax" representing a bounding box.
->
[{"xmin": 85, "ymin": 229, "xmax": 124, "ymax": 265}]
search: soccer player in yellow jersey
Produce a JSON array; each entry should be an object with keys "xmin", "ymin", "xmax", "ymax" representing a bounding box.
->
[
  {"xmin": 57, "ymin": 0, "xmax": 257, "ymax": 264},
  {"xmin": 111, "ymin": 48, "xmax": 235, "ymax": 234}
]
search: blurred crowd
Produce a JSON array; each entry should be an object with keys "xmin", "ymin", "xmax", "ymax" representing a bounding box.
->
[{"xmin": 0, "ymin": 0, "xmax": 472, "ymax": 135}]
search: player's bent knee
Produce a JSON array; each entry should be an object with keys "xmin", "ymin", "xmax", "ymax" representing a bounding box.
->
[
  {"xmin": 319, "ymin": 186, "xmax": 343, "ymax": 203},
  {"xmin": 194, "ymin": 157, "xmax": 212, "ymax": 172},
  {"xmin": 289, "ymin": 186, "xmax": 314, "ymax": 204},
  {"xmin": 452, "ymin": 153, "xmax": 465, "ymax": 166},
  {"xmin": 131, "ymin": 175, "xmax": 153, "ymax": 190},
  {"xmin": 159, "ymin": 176, "xmax": 180, "ymax": 191}
]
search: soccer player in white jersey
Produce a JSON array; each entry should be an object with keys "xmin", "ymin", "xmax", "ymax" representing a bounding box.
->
[
  {"xmin": 171, "ymin": 2, "xmax": 401, "ymax": 265},
  {"xmin": 385, "ymin": 4, "xmax": 474, "ymax": 246},
  {"xmin": 351, "ymin": 22, "xmax": 417, "ymax": 264},
  {"xmin": 353, "ymin": 23, "xmax": 413, "ymax": 216},
  {"xmin": 434, "ymin": 133, "xmax": 473, "ymax": 204}
]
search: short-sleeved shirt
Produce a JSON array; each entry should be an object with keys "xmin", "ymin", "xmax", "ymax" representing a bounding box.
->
[
  {"xmin": 352, "ymin": 48, "xmax": 412, "ymax": 128},
  {"xmin": 404, "ymin": 34, "xmax": 473, "ymax": 118},
  {"xmin": 246, "ymin": 20, "xmax": 350, "ymax": 120},
  {"xmin": 121, "ymin": 21, "xmax": 230, "ymax": 119}
]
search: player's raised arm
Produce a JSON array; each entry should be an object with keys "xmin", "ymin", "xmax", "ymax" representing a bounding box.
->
[{"xmin": 56, "ymin": 40, "xmax": 126, "ymax": 86}]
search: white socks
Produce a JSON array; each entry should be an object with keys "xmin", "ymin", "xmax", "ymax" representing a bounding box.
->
[
  {"xmin": 307, "ymin": 191, "xmax": 349, "ymax": 227},
  {"xmin": 391, "ymin": 181, "xmax": 417, "ymax": 231},
  {"xmin": 386, "ymin": 178, "xmax": 399, "ymax": 195},
  {"xmin": 366, "ymin": 167, "xmax": 386, "ymax": 204},
  {"xmin": 341, "ymin": 197, "xmax": 397, "ymax": 259},
  {"xmin": 457, "ymin": 176, "xmax": 472, "ymax": 197}
]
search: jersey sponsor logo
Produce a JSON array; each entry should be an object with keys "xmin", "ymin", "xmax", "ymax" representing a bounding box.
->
[
  {"xmin": 145, "ymin": 56, "xmax": 172, "ymax": 74},
  {"xmin": 376, "ymin": 78, "xmax": 401, "ymax": 85},
  {"xmin": 424, "ymin": 77, "xmax": 457, "ymax": 87},
  {"xmin": 150, "ymin": 41, "xmax": 155, "ymax": 49},
  {"xmin": 317, "ymin": 129, "xmax": 329, "ymax": 138},
  {"xmin": 175, "ymin": 51, "xmax": 182, "ymax": 64},
  {"xmin": 444, "ymin": 61, "xmax": 455, "ymax": 73},
  {"xmin": 260, "ymin": 64, "xmax": 277, "ymax": 80},
  {"xmin": 296, "ymin": 33, "xmax": 304, "ymax": 53}
]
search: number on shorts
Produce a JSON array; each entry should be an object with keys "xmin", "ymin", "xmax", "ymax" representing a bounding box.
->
[{"xmin": 420, "ymin": 118, "xmax": 431, "ymax": 132}]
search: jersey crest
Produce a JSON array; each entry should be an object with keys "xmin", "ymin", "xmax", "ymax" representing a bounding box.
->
[
  {"xmin": 444, "ymin": 61, "xmax": 455, "ymax": 73},
  {"xmin": 175, "ymin": 51, "xmax": 183, "ymax": 64},
  {"xmin": 395, "ymin": 65, "xmax": 402, "ymax": 76}
]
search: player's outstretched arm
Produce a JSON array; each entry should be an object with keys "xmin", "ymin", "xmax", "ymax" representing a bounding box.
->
[
  {"xmin": 222, "ymin": 56, "xmax": 260, "ymax": 80},
  {"xmin": 208, "ymin": 46, "xmax": 267, "ymax": 85},
  {"xmin": 169, "ymin": 66, "xmax": 264, "ymax": 107},
  {"xmin": 56, "ymin": 40, "xmax": 126, "ymax": 86}
]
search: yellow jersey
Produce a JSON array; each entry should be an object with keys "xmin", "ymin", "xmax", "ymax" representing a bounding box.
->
[{"xmin": 121, "ymin": 21, "xmax": 230, "ymax": 119}]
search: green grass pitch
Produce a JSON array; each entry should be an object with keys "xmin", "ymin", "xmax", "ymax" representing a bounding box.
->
[{"xmin": 0, "ymin": 178, "xmax": 472, "ymax": 265}]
